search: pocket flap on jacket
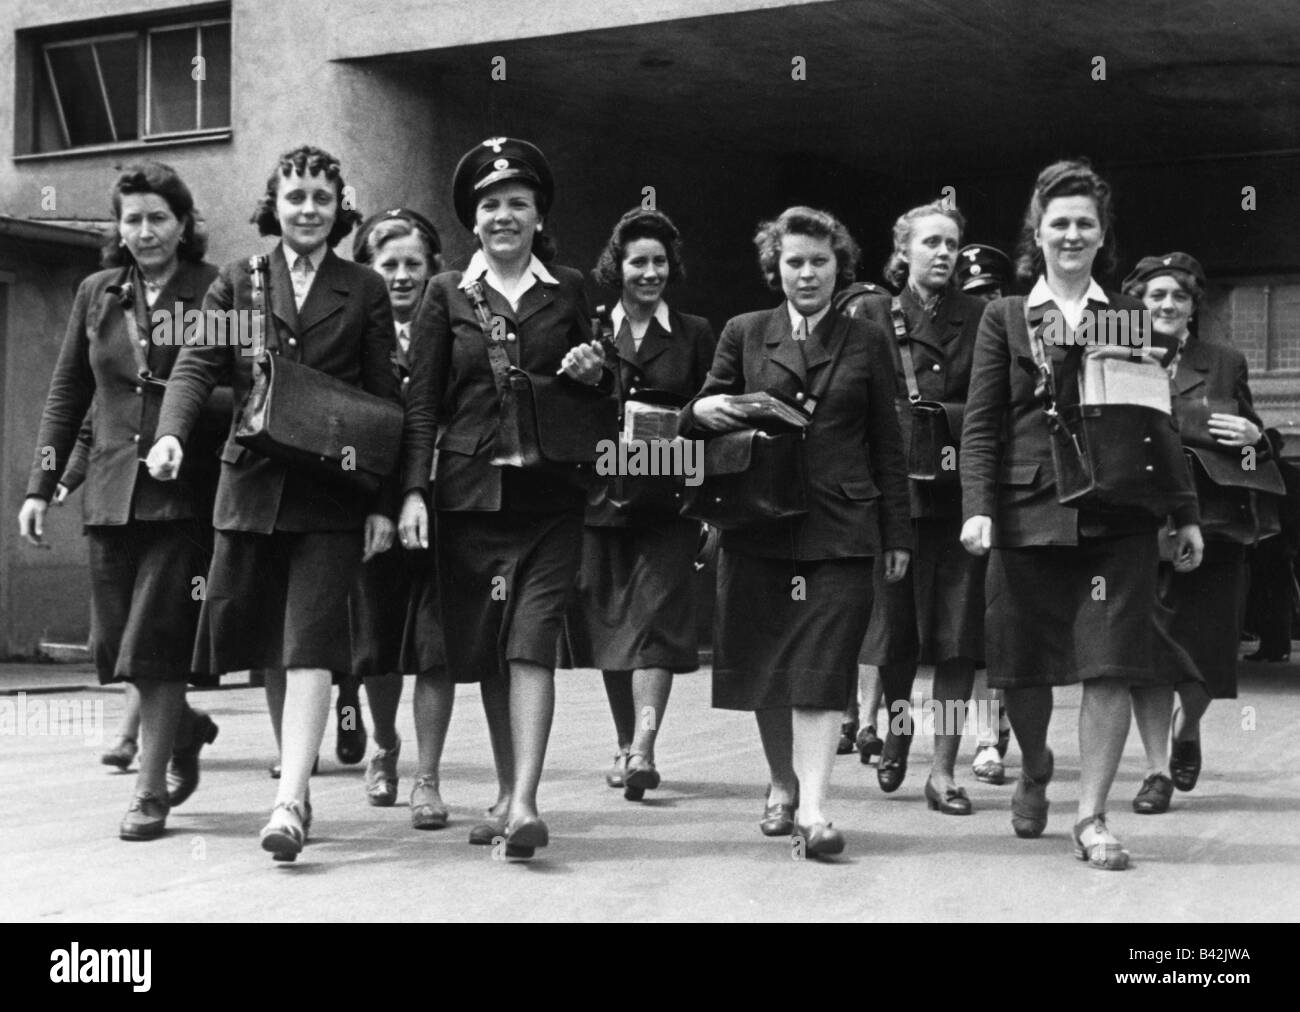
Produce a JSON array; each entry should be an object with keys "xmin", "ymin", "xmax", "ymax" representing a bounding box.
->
[
  {"xmin": 436, "ymin": 430, "xmax": 480, "ymax": 456},
  {"xmin": 219, "ymin": 440, "xmax": 245, "ymax": 465},
  {"xmin": 839, "ymin": 477, "xmax": 881, "ymax": 500},
  {"xmin": 998, "ymin": 462, "xmax": 1039, "ymax": 486}
]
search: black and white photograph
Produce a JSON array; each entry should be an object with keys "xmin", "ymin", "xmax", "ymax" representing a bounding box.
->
[{"xmin": 0, "ymin": 0, "xmax": 1296, "ymax": 946}]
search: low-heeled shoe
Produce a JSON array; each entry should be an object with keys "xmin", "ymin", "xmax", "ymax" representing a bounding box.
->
[
  {"xmin": 794, "ymin": 822, "xmax": 845, "ymax": 858},
  {"xmin": 1169, "ymin": 740, "xmax": 1202, "ymax": 792},
  {"xmin": 856, "ymin": 725, "xmax": 883, "ymax": 765},
  {"xmin": 166, "ymin": 710, "xmax": 219, "ymax": 808},
  {"xmin": 877, "ymin": 734, "xmax": 912, "ymax": 793},
  {"xmin": 837, "ymin": 717, "xmax": 859, "ymax": 755},
  {"xmin": 101, "ymin": 737, "xmax": 137, "ymax": 770},
  {"xmin": 760, "ymin": 799, "xmax": 796, "ymax": 837},
  {"xmin": 925, "ymin": 777, "xmax": 973, "ymax": 815},
  {"xmin": 119, "ymin": 790, "xmax": 169, "ymax": 840},
  {"xmin": 1132, "ymin": 772, "xmax": 1173, "ymax": 814}
]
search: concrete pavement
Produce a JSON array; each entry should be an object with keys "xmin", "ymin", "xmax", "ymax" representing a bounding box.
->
[{"xmin": 1, "ymin": 658, "xmax": 1297, "ymax": 921}]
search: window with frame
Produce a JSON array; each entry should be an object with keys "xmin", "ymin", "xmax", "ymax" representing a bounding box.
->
[
  {"xmin": 1200, "ymin": 277, "xmax": 1300, "ymax": 374},
  {"xmin": 28, "ymin": 16, "xmax": 230, "ymax": 154}
]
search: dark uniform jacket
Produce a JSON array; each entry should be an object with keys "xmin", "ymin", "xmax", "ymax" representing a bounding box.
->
[
  {"xmin": 401, "ymin": 263, "xmax": 603, "ymax": 512},
  {"xmin": 851, "ymin": 285, "xmax": 984, "ymax": 518},
  {"xmin": 588, "ymin": 305, "xmax": 717, "ymax": 527},
  {"xmin": 961, "ymin": 291, "xmax": 1199, "ymax": 547},
  {"xmin": 681, "ymin": 304, "xmax": 911, "ymax": 561},
  {"xmin": 26, "ymin": 261, "xmax": 222, "ymax": 525},
  {"xmin": 156, "ymin": 245, "xmax": 400, "ymax": 534}
]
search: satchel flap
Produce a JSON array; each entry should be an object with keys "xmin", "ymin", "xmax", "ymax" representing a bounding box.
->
[
  {"xmin": 1177, "ymin": 397, "xmax": 1243, "ymax": 452},
  {"xmin": 263, "ymin": 355, "xmax": 403, "ymax": 474},
  {"xmin": 1186, "ymin": 446, "xmax": 1285, "ymax": 494},
  {"xmin": 528, "ymin": 372, "xmax": 619, "ymax": 464},
  {"xmin": 436, "ymin": 430, "xmax": 480, "ymax": 456},
  {"xmin": 998, "ymin": 462, "xmax": 1040, "ymax": 486},
  {"xmin": 839, "ymin": 477, "xmax": 881, "ymax": 501},
  {"xmin": 703, "ymin": 430, "xmax": 758, "ymax": 475}
]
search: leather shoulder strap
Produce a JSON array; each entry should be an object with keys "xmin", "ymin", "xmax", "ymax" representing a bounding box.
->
[
  {"xmin": 248, "ymin": 255, "xmax": 275, "ymax": 358},
  {"xmin": 466, "ymin": 280, "xmax": 514, "ymax": 399},
  {"xmin": 891, "ymin": 296, "xmax": 921, "ymax": 402},
  {"xmin": 800, "ymin": 314, "xmax": 852, "ymax": 416}
]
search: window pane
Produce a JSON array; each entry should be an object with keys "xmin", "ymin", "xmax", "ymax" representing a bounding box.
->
[
  {"xmin": 199, "ymin": 22, "xmax": 230, "ymax": 129},
  {"xmin": 148, "ymin": 26, "xmax": 198, "ymax": 134},
  {"xmin": 95, "ymin": 36, "xmax": 138, "ymax": 140},
  {"xmin": 46, "ymin": 43, "xmax": 113, "ymax": 146},
  {"xmin": 33, "ymin": 57, "xmax": 67, "ymax": 151}
]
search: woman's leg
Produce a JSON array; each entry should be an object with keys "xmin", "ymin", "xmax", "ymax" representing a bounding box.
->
[
  {"xmin": 504, "ymin": 660, "xmax": 554, "ymax": 821},
  {"xmin": 1130, "ymin": 684, "xmax": 1175, "ymax": 776},
  {"xmin": 364, "ymin": 673, "xmax": 404, "ymax": 751},
  {"xmin": 602, "ymin": 670, "xmax": 635, "ymax": 751},
  {"xmin": 929, "ymin": 657, "xmax": 977, "ymax": 792},
  {"xmin": 1076, "ymin": 679, "xmax": 1131, "ymax": 822},
  {"xmin": 134, "ymin": 681, "xmax": 185, "ymax": 797},
  {"xmin": 756, "ymin": 707, "xmax": 796, "ymax": 803},
  {"xmin": 1005, "ymin": 685, "xmax": 1053, "ymax": 779},
  {"xmin": 335, "ymin": 672, "xmax": 367, "ymax": 763},
  {"xmin": 275, "ymin": 668, "xmax": 331, "ymax": 806},
  {"xmin": 264, "ymin": 667, "xmax": 286, "ymax": 753},
  {"xmin": 480, "ymin": 674, "xmax": 514, "ymax": 813},
  {"xmin": 413, "ymin": 673, "xmax": 455, "ymax": 780},
  {"xmin": 791, "ymin": 707, "xmax": 841, "ymax": 825},
  {"xmin": 115, "ymin": 683, "xmax": 142, "ymax": 746},
  {"xmin": 1173, "ymin": 681, "xmax": 1213, "ymax": 744},
  {"xmin": 630, "ymin": 666, "xmax": 672, "ymax": 763}
]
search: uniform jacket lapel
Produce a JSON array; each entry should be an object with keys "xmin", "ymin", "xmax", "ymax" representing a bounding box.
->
[
  {"xmin": 763, "ymin": 306, "xmax": 806, "ymax": 386},
  {"xmin": 268, "ymin": 245, "xmax": 301, "ymax": 340},
  {"xmin": 513, "ymin": 280, "xmax": 555, "ymax": 327},
  {"xmin": 634, "ymin": 318, "xmax": 672, "ymax": 368},
  {"xmin": 297, "ymin": 249, "xmax": 348, "ymax": 337},
  {"xmin": 1175, "ymin": 339, "xmax": 1211, "ymax": 395}
]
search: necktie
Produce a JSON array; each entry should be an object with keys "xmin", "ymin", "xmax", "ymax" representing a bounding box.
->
[
  {"xmin": 396, "ymin": 323, "xmax": 410, "ymax": 354},
  {"xmin": 291, "ymin": 255, "xmax": 314, "ymax": 309}
]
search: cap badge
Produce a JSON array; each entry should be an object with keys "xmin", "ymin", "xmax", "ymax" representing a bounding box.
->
[
  {"xmin": 970, "ymin": 264, "xmax": 982, "ymax": 275},
  {"xmin": 484, "ymin": 137, "xmax": 507, "ymax": 153},
  {"xmin": 1163, "ymin": 257, "xmax": 1172, "ymax": 265},
  {"xmin": 493, "ymin": 158, "xmax": 509, "ymax": 171}
]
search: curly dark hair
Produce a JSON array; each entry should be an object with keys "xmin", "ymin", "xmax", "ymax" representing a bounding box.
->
[
  {"xmin": 1014, "ymin": 159, "xmax": 1117, "ymax": 281},
  {"xmin": 101, "ymin": 160, "xmax": 207, "ymax": 268},
  {"xmin": 882, "ymin": 200, "xmax": 965, "ymax": 289},
  {"xmin": 250, "ymin": 145, "xmax": 362, "ymax": 248},
  {"xmin": 754, "ymin": 206, "xmax": 859, "ymax": 292},
  {"xmin": 1122, "ymin": 269, "xmax": 1204, "ymax": 307},
  {"xmin": 594, "ymin": 207, "xmax": 685, "ymax": 288}
]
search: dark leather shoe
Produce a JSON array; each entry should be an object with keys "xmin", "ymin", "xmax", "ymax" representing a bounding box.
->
[
  {"xmin": 166, "ymin": 709, "xmax": 218, "ymax": 808},
  {"xmin": 877, "ymin": 733, "xmax": 912, "ymax": 793},
  {"xmin": 760, "ymin": 790, "xmax": 797, "ymax": 837},
  {"xmin": 925, "ymin": 776, "xmax": 973, "ymax": 815},
  {"xmin": 101, "ymin": 737, "xmax": 137, "ymax": 770},
  {"xmin": 469, "ymin": 810, "xmax": 507, "ymax": 846},
  {"xmin": 120, "ymin": 790, "xmax": 169, "ymax": 840},
  {"xmin": 794, "ymin": 821, "xmax": 845, "ymax": 858},
  {"xmin": 503, "ymin": 815, "xmax": 549, "ymax": 859},
  {"xmin": 837, "ymin": 717, "xmax": 859, "ymax": 755},
  {"xmin": 335, "ymin": 696, "xmax": 367, "ymax": 766},
  {"xmin": 364, "ymin": 737, "xmax": 401, "ymax": 807},
  {"xmin": 624, "ymin": 752, "xmax": 660, "ymax": 801},
  {"xmin": 1011, "ymin": 749, "xmax": 1054, "ymax": 838},
  {"xmin": 856, "ymin": 725, "xmax": 883, "ymax": 765},
  {"xmin": 1133, "ymin": 772, "xmax": 1173, "ymax": 814},
  {"xmin": 1169, "ymin": 740, "xmax": 1202, "ymax": 792}
]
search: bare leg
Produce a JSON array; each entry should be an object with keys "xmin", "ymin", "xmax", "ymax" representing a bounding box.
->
[
  {"xmin": 480, "ymin": 674, "xmax": 514, "ymax": 813},
  {"xmin": 1173, "ymin": 681, "xmax": 1213, "ymax": 744},
  {"xmin": 413, "ymin": 673, "xmax": 455, "ymax": 780},
  {"xmin": 1130, "ymin": 684, "xmax": 1175, "ymax": 776},
  {"xmin": 971, "ymin": 668, "xmax": 1000, "ymax": 748},
  {"xmin": 363, "ymin": 672, "xmax": 403, "ymax": 751},
  {"xmin": 1077, "ymin": 679, "xmax": 1131, "ymax": 822},
  {"xmin": 135, "ymin": 681, "xmax": 185, "ymax": 796},
  {"xmin": 630, "ymin": 666, "xmax": 672, "ymax": 762},
  {"xmin": 602, "ymin": 670, "xmax": 635, "ymax": 751},
  {"xmin": 791, "ymin": 707, "xmax": 840, "ymax": 825},
  {"xmin": 857, "ymin": 666, "xmax": 884, "ymax": 732},
  {"xmin": 114, "ymin": 682, "xmax": 142, "ymax": 746},
  {"xmin": 263, "ymin": 667, "xmax": 286, "ymax": 753},
  {"xmin": 929, "ymin": 657, "xmax": 977, "ymax": 792},
  {"xmin": 505, "ymin": 660, "xmax": 554, "ymax": 821},
  {"xmin": 755, "ymin": 707, "xmax": 796, "ymax": 804},
  {"xmin": 276, "ymin": 668, "xmax": 331, "ymax": 806}
]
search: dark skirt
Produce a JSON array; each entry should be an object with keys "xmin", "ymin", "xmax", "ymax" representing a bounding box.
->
[
  {"xmin": 565, "ymin": 518, "xmax": 700, "ymax": 673},
  {"xmin": 859, "ymin": 515, "xmax": 986, "ymax": 666},
  {"xmin": 713, "ymin": 549, "xmax": 874, "ymax": 711},
  {"xmin": 350, "ymin": 543, "xmax": 443, "ymax": 677},
  {"xmin": 193, "ymin": 529, "xmax": 361, "ymax": 677},
  {"xmin": 1156, "ymin": 541, "xmax": 1246, "ymax": 699},
  {"xmin": 87, "ymin": 519, "xmax": 211, "ymax": 685},
  {"xmin": 436, "ymin": 509, "xmax": 583, "ymax": 683},
  {"xmin": 985, "ymin": 532, "xmax": 1176, "ymax": 688}
]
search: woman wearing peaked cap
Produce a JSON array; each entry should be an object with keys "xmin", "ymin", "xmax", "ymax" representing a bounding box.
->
[
  {"xmin": 1123, "ymin": 252, "xmax": 1270, "ymax": 813},
  {"xmin": 347, "ymin": 208, "xmax": 450, "ymax": 817},
  {"xmin": 399, "ymin": 137, "xmax": 610, "ymax": 858}
]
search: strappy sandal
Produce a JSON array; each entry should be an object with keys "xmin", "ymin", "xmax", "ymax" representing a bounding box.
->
[
  {"xmin": 972, "ymin": 745, "xmax": 1006, "ymax": 785},
  {"xmin": 605, "ymin": 748, "xmax": 630, "ymax": 789},
  {"xmin": 624, "ymin": 751, "xmax": 660, "ymax": 801},
  {"xmin": 1072, "ymin": 813, "xmax": 1131, "ymax": 870},
  {"xmin": 1011, "ymin": 748, "xmax": 1054, "ymax": 838},
  {"xmin": 410, "ymin": 775, "xmax": 450, "ymax": 830},
  {"xmin": 260, "ymin": 800, "xmax": 307, "ymax": 862}
]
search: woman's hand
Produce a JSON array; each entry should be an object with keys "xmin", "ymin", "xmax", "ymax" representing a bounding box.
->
[
  {"xmin": 398, "ymin": 490, "xmax": 428, "ymax": 551},
  {"xmin": 559, "ymin": 341, "xmax": 606, "ymax": 385},
  {"xmin": 883, "ymin": 549, "xmax": 910, "ymax": 583},
  {"xmin": 691, "ymin": 394, "xmax": 748, "ymax": 433},
  {"xmin": 145, "ymin": 435, "xmax": 184, "ymax": 481},
  {"xmin": 18, "ymin": 497, "xmax": 50, "ymax": 548},
  {"xmin": 363, "ymin": 513, "xmax": 395, "ymax": 562},
  {"xmin": 1171, "ymin": 523, "xmax": 1204, "ymax": 573},
  {"xmin": 961, "ymin": 515, "xmax": 993, "ymax": 556},
  {"xmin": 53, "ymin": 484, "xmax": 69, "ymax": 505},
  {"xmin": 1208, "ymin": 413, "xmax": 1261, "ymax": 448}
]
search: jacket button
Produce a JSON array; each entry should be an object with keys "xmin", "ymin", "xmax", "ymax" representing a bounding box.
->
[
  {"xmin": 288, "ymin": 338, "xmax": 297, "ymax": 347},
  {"xmin": 795, "ymin": 392, "xmax": 805, "ymax": 402},
  {"xmin": 135, "ymin": 386, "xmax": 143, "ymax": 395},
  {"xmin": 1143, "ymin": 436, "xmax": 1152, "ymax": 444},
  {"xmin": 932, "ymin": 363, "xmax": 941, "ymax": 372},
  {"xmin": 507, "ymin": 333, "xmax": 517, "ymax": 342},
  {"xmin": 132, "ymin": 434, "xmax": 140, "ymax": 442},
  {"xmin": 138, "ymin": 339, "xmax": 148, "ymax": 347},
  {"xmin": 1145, "ymin": 464, "xmax": 1154, "ymax": 472}
]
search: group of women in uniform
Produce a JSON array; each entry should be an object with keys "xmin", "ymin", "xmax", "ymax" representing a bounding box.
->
[{"xmin": 20, "ymin": 140, "xmax": 1267, "ymax": 869}]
